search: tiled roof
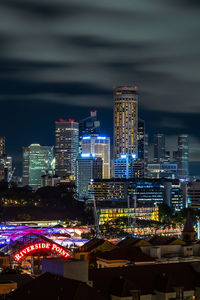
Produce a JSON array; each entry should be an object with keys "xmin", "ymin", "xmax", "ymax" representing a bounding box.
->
[
  {"xmin": 149, "ymin": 236, "xmax": 181, "ymax": 246},
  {"xmin": 97, "ymin": 247, "xmax": 154, "ymax": 262},
  {"xmin": 117, "ymin": 237, "xmax": 141, "ymax": 247},
  {"xmin": 76, "ymin": 238, "xmax": 107, "ymax": 252},
  {"xmin": 90, "ymin": 263, "xmax": 198, "ymax": 297},
  {"xmin": 7, "ymin": 272, "xmax": 108, "ymax": 300}
]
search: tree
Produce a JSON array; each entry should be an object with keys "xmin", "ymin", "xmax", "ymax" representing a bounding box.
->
[{"xmin": 157, "ymin": 203, "xmax": 173, "ymax": 222}]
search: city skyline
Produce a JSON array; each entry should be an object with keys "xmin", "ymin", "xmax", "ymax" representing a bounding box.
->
[
  {"xmin": 1, "ymin": 0, "xmax": 200, "ymax": 175},
  {"xmin": 0, "ymin": 96, "xmax": 198, "ymax": 176}
]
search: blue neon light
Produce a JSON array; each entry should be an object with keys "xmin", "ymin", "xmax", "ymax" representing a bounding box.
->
[{"xmin": 81, "ymin": 153, "xmax": 96, "ymax": 158}]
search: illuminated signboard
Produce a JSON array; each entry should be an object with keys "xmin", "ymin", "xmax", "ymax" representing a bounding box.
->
[{"xmin": 14, "ymin": 242, "xmax": 70, "ymax": 261}]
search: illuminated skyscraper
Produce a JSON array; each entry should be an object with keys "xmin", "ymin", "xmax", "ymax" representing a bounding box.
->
[
  {"xmin": 154, "ymin": 134, "xmax": 165, "ymax": 163},
  {"xmin": 79, "ymin": 110, "xmax": 100, "ymax": 138},
  {"xmin": 22, "ymin": 144, "xmax": 54, "ymax": 188},
  {"xmin": 113, "ymin": 85, "xmax": 138, "ymax": 159},
  {"xmin": 81, "ymin": 135, "xmax": 110, "ymax": 179},
  {"xmin": 55, "ymin": 119, "xmax": 79, "ymax": 178},
  {"xmin": 22, "ymin": 147, "xmax": 30, "ymax": 186},
  {"xmin": 138, "ymin": 118, "xmax": 148, "ymax": 176},
  {"xmin": 177, "ymin": 134, "xmax": 189, "ymax": 179},
  {"xmin": 76, "ymin": 154, "xmax": 102, "ymax": 200},
  {"xmin": 0, "ymin": 136, "xmax": 5, "ymax": 157},
  {"xmin": 114, "ymin": 154, "xmax": 144, "ymax": 179}
]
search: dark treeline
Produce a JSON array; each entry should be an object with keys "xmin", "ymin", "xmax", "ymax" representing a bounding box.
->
[{"xmin": 0, "ymin": 181, "xmax": 93, "ymax": 223}]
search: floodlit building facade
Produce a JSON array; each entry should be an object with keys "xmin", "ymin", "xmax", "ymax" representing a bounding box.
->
[
  {"xmin": 114, "ymin": 154, "xmax": 144, "ymax": 179},
  {"xmin": 113, "ymin": 85, "xmax": 138, "ymax": 159},
  {"xmin": 81, "ymin": 135, "xmax": 110, "ymax": 179}
]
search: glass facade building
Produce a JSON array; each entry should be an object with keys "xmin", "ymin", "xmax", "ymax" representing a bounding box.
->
[
  {"xmin": 76, "ymin": 154, "xmax": 102, "ymax": 200},
  {"xmin": 22, "ymin": 144, "xmax": 54, "ymax": 188},
  {"xmin": 154, "ymin": 134, "xmax": 166, "ymax": 163},
  {"xmin": 114, "ymin": 154, "xmax": 143, "ymax": 179},
  {"xmin": 55, "ymin": 119, "xmax": 79, "ymax": 178},
  {"xmin": 177, "ymin": 134, "xmax": 189, "ymax": 179}
]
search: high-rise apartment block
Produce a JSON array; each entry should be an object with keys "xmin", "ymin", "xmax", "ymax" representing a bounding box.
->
[
  {"xmin": 55, "ymin": 119, "xmax": 79, "ymax": 178},
  {"xmin": 22, "ymin": 144, "xmax": 54, "ymax": 188},
  {"xmin": 113, "ymin": 85, "xmax": 138, "ymax": 159},
  {"xmin": 177, "ymin": 134, "xmax": 189, "ymax": 179},
  {"xmin": 76, "ymin": 154, "xmax": 102, "ymax": 200},
  {"xmin": 81, "ymin": 135, "xmax": 110, "ymax": 179},
  {"xmin": 154, "ymin": 134, "xmax": 166, "ymax": 163}
]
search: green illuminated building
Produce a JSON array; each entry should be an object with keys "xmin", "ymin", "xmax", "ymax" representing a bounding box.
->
[{"xmin": 22, "ymin": 144, "xmax": 54, "ymax": 188}]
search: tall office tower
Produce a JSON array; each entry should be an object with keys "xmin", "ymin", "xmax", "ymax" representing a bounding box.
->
[
  {"xmin": 79, "ymin": 110, "xmax": 100, "ymax": 138},
  {"xmin": 81, "ymin": 135, "xmax": 110, "ymax": 179},
  {"xmin": 22, "ymin": 147, "xmax": 30, "ymax": 186},
  {"xmin": 173, "ymin": 151, "xmax": 178, "ymax": 163},
  {"xmin": 55, "ymin": 119, "xmax": 79, "ymax": 178},
  {"xmin": 0, "ymin": 136, "xmax": 5, "ymax": 157},
  {"xmin": 154, "ymin": 134, "xmax": 165, "ymax": 163},
  {"xmin": 177, "ymin": 134, "xmax": 189, "ymax": 179},
  {"xmin": 76, "ymin": 154, "xmax": 102, "ymax": 200},
  {"xmin": 138, "ymin": 119, "xmax": 148, "ymax": 176},
  {"xmin": 22, "ymin": 144, "xmax": 54, "ymax": 188},
  {"xmin": 113, "ymin": 85, "xmax": 138, "ymax": 159},
  {"xmin": 165, "ymin": 151, "xmax": 171, "ymax": 162}
]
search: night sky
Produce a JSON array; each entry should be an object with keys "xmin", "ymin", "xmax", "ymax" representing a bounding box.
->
[{"xmin": 0, "ymin": 0, "xmax": 200, "ymax": 176}]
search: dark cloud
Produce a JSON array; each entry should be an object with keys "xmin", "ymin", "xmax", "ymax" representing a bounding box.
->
[
  {"xmin": 0, "ymin": 0, "xmax": 200, "ymax": 175},
  {"xmin": 0, "ymin": 0, "xmax": 81, "ymax": 19},
  {"xmin": 170, "ymin": 0, "xmax": 200, "ymax": 8}
]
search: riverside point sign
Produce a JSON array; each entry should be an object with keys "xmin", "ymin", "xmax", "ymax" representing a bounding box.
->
[{"xmin": 14, "ymin": 242, "xmax": 71, "ymax": 261}]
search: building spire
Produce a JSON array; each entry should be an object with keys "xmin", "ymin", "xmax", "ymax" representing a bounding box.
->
[{"xmin": 182, "ymin": 211, "xmax": 196, "ymax": 243}]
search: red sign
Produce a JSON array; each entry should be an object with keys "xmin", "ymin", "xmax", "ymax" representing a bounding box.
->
[{"xmin": 14, "ymin": 242, "xmax": 70, "ymax": 261}]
